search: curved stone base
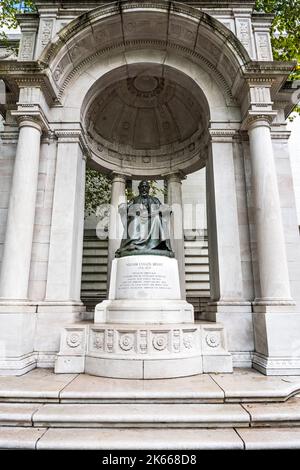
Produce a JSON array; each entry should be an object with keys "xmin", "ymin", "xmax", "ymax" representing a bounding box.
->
[
  {"xmin": 85, "ymin": 354, "xmax": 203, "ymax": 379},
  {"xmin": 94, "ymin": 299, "xmax": 194, "ymax": 324},
  {"xmin": 55, "ymin": 322, "xmax": 233, "ymax": 379}
]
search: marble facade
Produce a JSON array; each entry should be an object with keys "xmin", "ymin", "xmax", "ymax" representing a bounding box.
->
[{"xmin": 0, "ymin": 1, "xmax": 299, "ymax": 376}]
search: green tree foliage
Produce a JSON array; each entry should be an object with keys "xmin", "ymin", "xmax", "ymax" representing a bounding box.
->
[
  {"xmin": 85, "ymin": 169, "xmax": 112, "ymax": 217},
  {"xmin": 0, "ymin": 1, "xmax": 35, "ymax": 51},
  {"xmin": 255, "ymin": 0, "xmax": 300, "ymax": 79}
]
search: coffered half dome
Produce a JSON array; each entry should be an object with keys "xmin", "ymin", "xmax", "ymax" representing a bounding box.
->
[{"xmin": 84, "ymin": 64, "xmax": 210, "ymax": 177}]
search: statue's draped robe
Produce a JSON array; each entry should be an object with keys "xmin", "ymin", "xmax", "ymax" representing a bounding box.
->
[{"xmin": 115, "ymin": 195, "xmax": 174, "ymax": 258}]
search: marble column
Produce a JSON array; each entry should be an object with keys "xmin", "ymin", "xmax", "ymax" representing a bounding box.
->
[
  {"xmin": 45, "ymin": 132, "xmax": 86, "ymax": 302},
  {"xmin": 107, "ymin": 173, "xmax": 126, "ymax": 289},
  {"xmin": 247, "ymin": 116, "xmax": 292, "ymax": 305},
  {"xmin": 0, "ymin": 117, "xmax": 42, "ymax": 300},
  {"xmin": 167, "ymin": 173, "xmax": 186, "ymax": 299},
  {"xmin": 206, "ymin": 133, "xmax": 244, "ymax": 304}
]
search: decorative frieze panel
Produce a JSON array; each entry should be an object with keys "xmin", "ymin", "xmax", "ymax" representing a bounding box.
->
[
  {"xmin": 87, "ymin": 325, "xmax": 201, "ymax": 356},
  {"xmin": 19, "ymin": 33, "xmax": 36, "ymax": 61},
  {"xmin": 40, "ymin": 19, "xmax": 54, "ymax": 49},
  {"xmin": 55, "ymin": 321, "xmax": 233, "ymax": 377},
  {"xmin": 235, "ymin": 18, "xmax": 255, "ymax": 58},
  {"xmin": 255, "ymin": 32, "xmax": 272, "ymax": 61}
]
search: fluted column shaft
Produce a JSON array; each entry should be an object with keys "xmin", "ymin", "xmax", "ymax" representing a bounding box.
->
[{"xmin": 0, "ymin": 117, "xmax": 42, "ymax": 300}]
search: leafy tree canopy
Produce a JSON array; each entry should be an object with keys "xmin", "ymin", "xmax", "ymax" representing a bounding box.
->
[{"xmin": 255, "ymin": 0, "xmax": 300, "ymax": 79}]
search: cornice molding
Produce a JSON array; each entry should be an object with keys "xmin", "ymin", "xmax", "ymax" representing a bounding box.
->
[
  {"xmin": 0, "ymin": 61, "xmax": 59, "ymax": 106},
  {"xmin": 209, "ymin": 128, "xmax": 240, "ymax": 142}
]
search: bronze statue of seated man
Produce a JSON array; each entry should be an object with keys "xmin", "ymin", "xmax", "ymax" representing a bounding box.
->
[{"xmin": 115, "ymin": 180, "xmax": 174, "ymax": 258}]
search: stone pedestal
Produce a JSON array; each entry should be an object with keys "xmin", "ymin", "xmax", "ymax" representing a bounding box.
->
[
  {"xmin": 55, "ymin": 322, "xmax": 232, "ymax": 378},
  {"xmin": 55, "ymin": 255, "xmax": 232, "ymax": 378}
]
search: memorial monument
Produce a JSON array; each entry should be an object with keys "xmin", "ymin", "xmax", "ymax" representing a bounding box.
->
[
  {"xmin": 1, "ymin": 0, "xmax": 300, "ymax": 378},
  {"xmin": 55, "ymin": 180, "xmax": 232, "ymax": 378}
]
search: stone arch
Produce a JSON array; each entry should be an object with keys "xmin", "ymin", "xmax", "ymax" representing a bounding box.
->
[{"xmin": 41, "ymin": 0, "xmax": 250, "ymax": 107}]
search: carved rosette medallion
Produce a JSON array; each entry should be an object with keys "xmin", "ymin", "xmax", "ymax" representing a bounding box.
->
[
  {"xmin": 205, "ymin": 332, "xmax": 220, "ymax": 348},
  {"xmin": 152, "ymin": 334, "xmax": 168, "ymax": 351},
  {"xmin": 119, "ymin": 334, "xmax": 134, "ymax": 351},
  {"xmin": 66, "ymin": 332, "xmax": 81, "ymax": 348}
]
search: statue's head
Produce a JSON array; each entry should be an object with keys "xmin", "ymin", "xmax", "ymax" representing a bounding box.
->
[{"xmin": 138, "ymin": 180, "xmax": 150, "ymax": 197}]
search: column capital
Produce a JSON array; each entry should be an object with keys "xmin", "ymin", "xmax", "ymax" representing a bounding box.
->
[
  {"xmin": 17, "ymin": 115, "xmax": 42, "ymax": 133},
  {"xmin": 164, "ymin": 171, "xmax": 186, "ymax": 183},
  {"xmin": 11, "ymin": 108, "xmax": 49, "ymax": 133},
  {"xmin": 110, "ymin": 172, "xmax": 129, "ymax": 183},
  {"xmin": 241, "ymin": 111, "xmax": 277, "ymax": 131}
]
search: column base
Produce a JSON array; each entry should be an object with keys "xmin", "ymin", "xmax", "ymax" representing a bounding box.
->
[
  {"xmin": 253, "ymin": 352, "xmax": 300, "ymax": 376},
  {"xmin": 0, "ymin": 301, "xmax": 86, "ymax": 375},
  {"xmin": 34, "ymin": 302, "xmax": 85, "ymax": 368},
  {"xmin": 0, "ymin": 302, "xmax": 37, "ymax": 376},
  {"xmin": 252, "ymin": 311, "xmax": 300, "ymax": 375},
  {"xmin": 0, "ymin": 353, "xmax": 37, "ymax": 376}
]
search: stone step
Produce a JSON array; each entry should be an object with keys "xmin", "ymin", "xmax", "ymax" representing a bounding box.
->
[
  {"xmin": 82, "ymin": 259, "xmax": 108, "ymax": 266},
  {"xmin": 185, "ymin": 282, "xmax": 210, "ymax": 290},
  {"xmin": 185, "ymin": 257, "xmax": 209, "ymax": 265},
  {"xmin": 184, "ymin": 240, "xmax": 208, "ymax": 248},
  {"xmin": 242, "ymin": 397, "xmax": 300, "ymax": 427},
  {"xmin": 83, "ymin": 240, "xmax": 108, "ymax": 248},
  {"xmin": 2, "ymin": 400, "xmax": 300, "ymax": 429},
  {"xmin": 2, "ymin": 425, "xmax": 300, "ymax": 450},
  {"xmin": 1, "ymin": 369, "xmax": 300, "ymax": 404},
  {"xmin": 82, "ymin": 249, "xmax": 108, "ymax": 257},
  {"xmin": 186, "ymin": 290, "xmax": 210, "ymax": 297},
  {"xmin": 185, "ymin": 273, "xmax": 210, "ymax": 282},
  {"xmin": 0, "ymin": 426, "xmax": 243, "ymax": 450},
  {"xmin": 81, "ymin": 274, "xmax": 108, "ymax": 282},
  {"xmin": 184, "ymin": 248, "xmax": 208, "ymax": 256},
  {"xmin": 0, "ymin": 403, "xmax": 249, "ymax": 428},
  {"xmin": 81, "ymin": 282, "xmax": 108, "ymax": 290},
  {"xmin": 185, "ymin": 265, "xmax": 209, "ymax": 273}
]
